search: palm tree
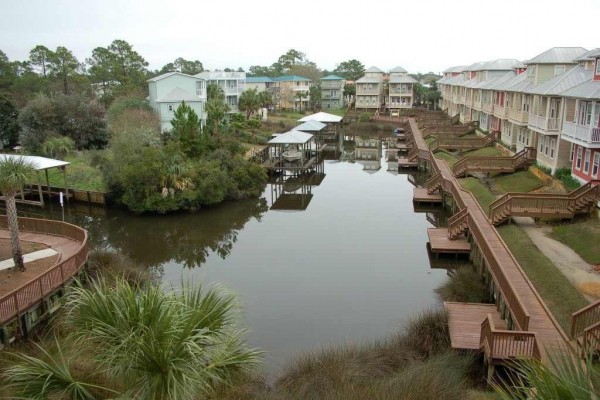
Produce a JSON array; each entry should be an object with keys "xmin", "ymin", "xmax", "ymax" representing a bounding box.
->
[
  {"xmin": 0, "ymin": 156, "xmax": 36, "ymax": 271},
  {"xmin": 3, "ymin": 278, "xmax": 261, "ymax": 399},
  {"xmin": 295, "ymin": 91, "xmax": 307, "ymax": 112},
  {"xmin": 493, "ymin": 349, "xmax": 600, "ymax": 399}
]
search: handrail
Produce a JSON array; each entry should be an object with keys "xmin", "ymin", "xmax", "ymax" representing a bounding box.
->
[
  {"xmin": 448, "ymin": 208, "xmax": 469, "ymax": 239},
  {"xmin": 489, "ymin": 181, "xmax": 600, "ymax": 224},
  {"xmin": 480, "ymin": 314, "xmax": 541, "ymax": 361},
  {"xmin": 581, "ymin": 321, "xmax": 600, "ymax": 356},
  {"xmin": 0, "ymin": 216, "xmax": 88, "ymax": 326},
  {"xmin": 571, "ymin": 299, "xmax": 600, "ymax": 339},
  {"xmin": 452, "ymin": 148, "xmax": 537, "ymax": 177}
]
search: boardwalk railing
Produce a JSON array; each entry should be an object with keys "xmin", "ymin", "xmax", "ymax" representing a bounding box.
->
[
  {"xmin": 480, "ymin": 314, "xmax": 541, "ymax": 363},
  {"xmin": 489, "ymin": 181, "xmax": 600, "ymax": 225},
  {"xmin": 571, "ymin": 299, "xmax": 600, "ymax": 339},
  {"xmin": 448, "ymin": 207, "xmax": 469, "ymax": 239},
  {"xmin": 0, "ymin": 217, "xmax": 88, "ymax": 326},
  {"xmin": 430, "ymin": 132, "xmax": 497, "ymax": 153},
  {"xmin": 579, "ymin": 321, "xmax": 600, "ymax": 356},
  {"xmin": 453, "ymin": 148, "xmax": 537, "ymax": 177}
]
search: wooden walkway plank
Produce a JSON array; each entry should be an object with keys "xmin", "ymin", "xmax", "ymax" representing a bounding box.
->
[{"xmin": 407, "ymin": 118, "xmax": 572, "ymax": 362}]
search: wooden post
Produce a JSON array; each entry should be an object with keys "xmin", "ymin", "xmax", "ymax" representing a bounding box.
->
[
  {"xmin": 45, "ymin": 170, "xmax": 51, "ymax": 201},
  {"xmin": 62, "ymin": 166, "xmax": 69, "ymax": 204},
  {"xmin": 35, "ymin": 171, "xmax": 44, "ymax": 205}
]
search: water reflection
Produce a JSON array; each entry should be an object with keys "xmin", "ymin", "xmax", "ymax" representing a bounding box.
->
[{"xmin": 354, "ymin": 136, "xmax": 382, "ymax": 173}]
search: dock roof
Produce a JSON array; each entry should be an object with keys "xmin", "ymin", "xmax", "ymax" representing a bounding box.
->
[
  {"xmin": 298, "ymin": 112, "xmax": 343, "ymax": 123},
  {"xmin": 268, "ymin": 130, "xmax": 314, "ymax": 144}
]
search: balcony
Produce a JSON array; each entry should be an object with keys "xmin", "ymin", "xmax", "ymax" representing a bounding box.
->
[
  {"xmin": 508, "ymin": 109, "xmax": 528, "ymax": 124},
  {"xmin": 293, "ymin": 86, "xmax": 310, "ymax": 91},
  {"xmin": 528, "ymin": 114, "xmax": 560, "ymax": 134},
  {"xmin": 473, "ymin": 99, "xmax": 482, "ymax": 111},
  {"xmin": 357, "ymin": 88, "xmax": 381, "ymax": 95},
  {"xmin": 482, "ymin": 102, "xmax": 494, "ymax": 114},
  {"xmin": 493, "ymin": 104, "xmax": 507, "ymax": 119},
  {"xmin": 562, "ymin": 121, "xmax": 600, "ymax": 147},
  {"xmin": 321, "ymin": 82, "xmax": 343, "ymax": 90},
  {"xmin": 224, "ymin": 86, "xmax": 242, "ymax": 95}
]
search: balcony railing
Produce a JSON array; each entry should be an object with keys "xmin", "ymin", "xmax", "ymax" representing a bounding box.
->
[
  {"xmin": 482, "ymin": 102, "xmax": 494, "ymax": 113},
  {"xmin": 508, "ymin": 109, "xmax": 528, "ymax": 124},
  {"xmin": 562, "ymin": 121, "xmax": 600, "ymax": 145},
  {"xmin": 473, "ymin": 99, "xmax": 482, "ymax": 111},
  {"xmin": 321, "ymin": 83, "xmax": 343, "ymax": 90},
  {"xmin": 529, "ymin": 114, "xmax": 560, "ymax": 133},
  {"xmin": 357, "ymin": 88, "xmax": 381, "ymax": 95}
]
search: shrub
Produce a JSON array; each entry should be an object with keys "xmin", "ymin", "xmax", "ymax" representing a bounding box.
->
[
  {"xmin": 402, "ymin": 308, "xmax": 450, "ymax": 357},
  {"xmin": 358, "ymin": 112, "xmax": 372, "ymax": 122},
  {"xmin": 86, "ymin": 248, "xmax": 153, "ymax": 287},
  {"xmin": 554, "ymin": 167, "xmax": 580, "ymax": 191},
  {"xmin": 41, "ymin": 136, "xmax": 75, "ymax": 160},
  {"xmin": 106, "ymin": 96, "xmax": 153, "ymax": 123},
  {"xmin": 436, "ymin": 266, "xmax": 491, "ymax": 303}
]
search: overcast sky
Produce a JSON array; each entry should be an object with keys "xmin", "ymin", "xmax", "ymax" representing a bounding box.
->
[{"xmin": 1, "ymin": 0, "xmax": 598, "ymax": 75}]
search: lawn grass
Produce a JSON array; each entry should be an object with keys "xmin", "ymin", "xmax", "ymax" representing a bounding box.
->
[
  {"xmin": 551, "ymin": 218, "xmax": 600, "ymax": 265},
  {"xmin": 31, "ymin": 152, "xmax": 107, "ymax": 192},
  {"xmin": 324, "ymin": 108, "xmax": 347, "ymax": 117},
  {"xmin": 464, "ymin": 146, "xmax": 503, "ymax": 157},
  {"xmin": 434, "ymin": 151, "xmax": 458, "ymax": 167},
  {"xmin": 459, "ymin": 177, "xmax": 498, "ymax": 215},
  {"xmin": 493, "ymin": 171, "xmax": 544, "ymax": 193},
  {"xmin": 497, "ymin": 225, "xmax": 589, "ymax": 332}
]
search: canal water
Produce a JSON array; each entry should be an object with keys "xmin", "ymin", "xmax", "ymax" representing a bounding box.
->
[{"xmin": 18, "ymin": 135, "xmax": 452, "ymax": 374}]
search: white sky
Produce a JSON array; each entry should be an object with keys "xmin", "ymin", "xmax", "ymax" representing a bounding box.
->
[{"xmin": 1, "ymin": 0, "xmax": 598, "ymax": 75}]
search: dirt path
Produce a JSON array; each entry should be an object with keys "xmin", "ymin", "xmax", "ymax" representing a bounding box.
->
[{"xmin": 513, "ymin": 216, "xmax": 600, "ymax": 301}]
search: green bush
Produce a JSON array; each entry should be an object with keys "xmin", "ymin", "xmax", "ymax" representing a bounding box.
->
[
  {"xmin": 436, "ymin": 266, "xmax": 490, "ymax": 303},
  {"xmin": 358, "ymin": 112, "xmax": 372, "ymax": 122},
  {"xmin": 553, "ymin": 167, "xmax": 580, "ymax": 191}
]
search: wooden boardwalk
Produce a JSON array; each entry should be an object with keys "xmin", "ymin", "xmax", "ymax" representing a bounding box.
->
[
  {"xmin": 407, "ymin": 118, "xmax": 571, "ymax": 363},
  {"xmin": 0, "ymin": 217, "xmax": 88, "ymax": 327},
  {"xmin": 0, "ymin": 231, "xmax": 81, "ymax": 298},
  {"xmin": 427, "ymin": 228, "xmax": 470, "ymax": 254},
  {"xmin": 413, "ymin": 188, "xmax": 442, "ymax": 204},
  {"xmin": 445, "ymin": 302, "xmax": 506, "ymax": 350}
]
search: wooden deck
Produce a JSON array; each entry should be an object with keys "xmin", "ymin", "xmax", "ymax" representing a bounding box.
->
[
  {"xmin": 413, "ymin": 188, "xmax": 442, "ymax": 204},
  {"xmin": 407, "ymin": 118, "xmax": 571, "ymax": 363},
  {"xmin": 445, "ymin": 302, "xmax": 507, "ymax": 350},
  {"xmin": 262, "ymin": 156, "xmax": 317, "ymax": 172},
  {"xmin": 427, "ymin": 228, "xmax": 470, "ymax": 254},
  {"xmin": 398, "ymin": 157, "xmax": 418, "ymax": 168},
  {"xmin": 0, "ymin": 217, "xmax": 88, "ymax": 327}
]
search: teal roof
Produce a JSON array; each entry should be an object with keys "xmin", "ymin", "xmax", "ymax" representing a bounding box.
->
[
  {"xmin": 246, "ymin": 76, "xmax": 274, "ymax": 83},
  {"xmin": 321, "ymin": 74, "xmax": 344, "ymax": 81},
  {"xmin": 273, "ymin": 75, "xmax": 311, "ymax": 82}
]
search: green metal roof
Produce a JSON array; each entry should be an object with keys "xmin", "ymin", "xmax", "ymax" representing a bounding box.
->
[
  {"xmin": 321, "ymin": 74, "xmax": 344, "ymax": 81},
  {"xmin": 273, "ymin": 75, "xmax": 311, "ymax": 82}
]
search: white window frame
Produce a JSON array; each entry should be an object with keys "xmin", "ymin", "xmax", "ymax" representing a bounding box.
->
[
  {"xmin": 576, "ymin": 146, "xmax": 583, "ymax": 170},
  {"xmin": 554, "ymin": 65, "xmax": 566, "ymax": 76},
  {"xmin": 168, "ymin": 105, "xmax": 173, "ymax": 112},
  {"xmin": 593, "ymin": 152, "xmax": 600, "ymax": 178},
  {"xmin": 596, "ymin": 60, "xmax": 600, "ymax": 75},
  {"xmin": 550, "ymin": 138, "xmax": 556, "ymax": 159},
  {"xmin": 584, "ymin": 149, "xmax": 591, "ymax": 174},
  {"xmin": 569, "ymin": 143, "xmax": 575, "ymax": 162}
]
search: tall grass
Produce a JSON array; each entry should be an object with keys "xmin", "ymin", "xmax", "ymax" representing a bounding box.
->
[
  {"xmin": 436, "ymin": 266, "xmax": 491, "ymax": 303},
  {"xmin": 86, "ymin": 248, "xmax": 154, "ymax": 287}
]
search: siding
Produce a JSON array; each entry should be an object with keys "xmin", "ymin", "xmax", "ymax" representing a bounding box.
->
[{"xmin": 535, "ymin": 65, "xmax": 555, "ymax": 85}]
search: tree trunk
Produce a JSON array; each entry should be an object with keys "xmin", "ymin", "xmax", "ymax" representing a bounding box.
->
[{"xmin": 5, "ymin": 194, "xmax": 24, "ymax": 271}]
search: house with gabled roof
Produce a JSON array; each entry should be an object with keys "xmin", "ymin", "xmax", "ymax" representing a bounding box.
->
[
  {"xmin": 272, "ymin": 75, "xmax": 311, "ymax": 111},
  {"xmin": 320, "ymin": 75, "xmax": 345, "ymax": 109},
  {"xmin": 388, "ymin": 66, "xmax": 417, "ymax": 110},
  {"xmin": 559, "ymin": 49, "xmax": 600, "ymax": 183},
  {"xmin": 147, "ymin": 72, "xmax": 207, "ymax": 132},
  {"xmin": 355, "ymin": 66, "xmax": 385, "ymax": 110},
  {"xmin": 197, "ymin": 71, "xmax": 246, "ymax": 113}
]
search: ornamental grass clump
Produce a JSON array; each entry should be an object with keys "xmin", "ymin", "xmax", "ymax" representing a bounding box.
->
[{"xmin": 436, "ymin": 265, "xmax": 491, "ymax": 303}]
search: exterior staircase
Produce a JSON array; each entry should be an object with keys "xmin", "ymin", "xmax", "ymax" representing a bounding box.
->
[
  {"xmin": 489, "ymin": 181, "xmax": 600, "ymax": 225},
  {"xmin": 447, "ymin": 208, "xmax": 469, "ymax": 239},
  {"xmin": 429, "ymin": 131, "xmax": 497, "ymax": 153},
  {"xmin": 452, "ymin": 147, "xmax": 537, "ymax": 177},
  {"xmin": 571, "ymin": 300, "xmax": 600, "ymax": 358}
]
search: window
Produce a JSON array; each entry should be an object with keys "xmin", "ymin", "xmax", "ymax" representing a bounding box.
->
[
  {"xmin": 576, "ymin": 146, "xmax": 583, "ymax": 170},
  {"xmin": 539, "ymin": 135, "xmax": 545, "ymax": 152},
  {"xmin": 554, "ymin": 65, "xmax": 566, "ymax": 76},
  {"xmin": 577, "ymin": 101, "xmax": 592, "ymax": 126},
  {"xmin": 168, "ymin": 105, "xmax": 173, "ymax": 112},
  {"xmin": 596, "ymin": 60, "xmax": 600, "ymax": 75},
  {"xmin": 544, "ymin": 137, "xmax": 549, "ymax": 155},
  {"xmin": 527, "ymin": 65, "xmax": 536, "ymax": 77},
  {"xmin": 584, "ymin": 149, "xmax": 591, "ymax": 173},
  {"xmin": 550, "ymin": 138, "xmax": 556, "ymax": 158},
  {"xmin": 570, "ymin": 143, "xmax": 575, "ymax": 162},
  {"xmin": 593, "ymin": 153, "xmax": 600, "ymax": 178}
]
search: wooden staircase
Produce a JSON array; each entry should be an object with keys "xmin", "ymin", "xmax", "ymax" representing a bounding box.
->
[
  {"xmin": 452, "ymin": 147, "xmax": 537, "ymax": 177},
  {"xmin": 571, "ymin": 300, "xmax": 600, "ymax": 358},
  {"xmin": 429, "ymin": 131, "xmax": 497, "ymax": 153},
  {"xmin": 489, "ymin": 181, "xmax": 600, "ymax": 226},
  {"xmin": 426, "ymin": 172, "xmax": 443, "ymax": 195},
  {"xmin": 447, "ymin": 208, "xmax": 469, "ymax": 239}
]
